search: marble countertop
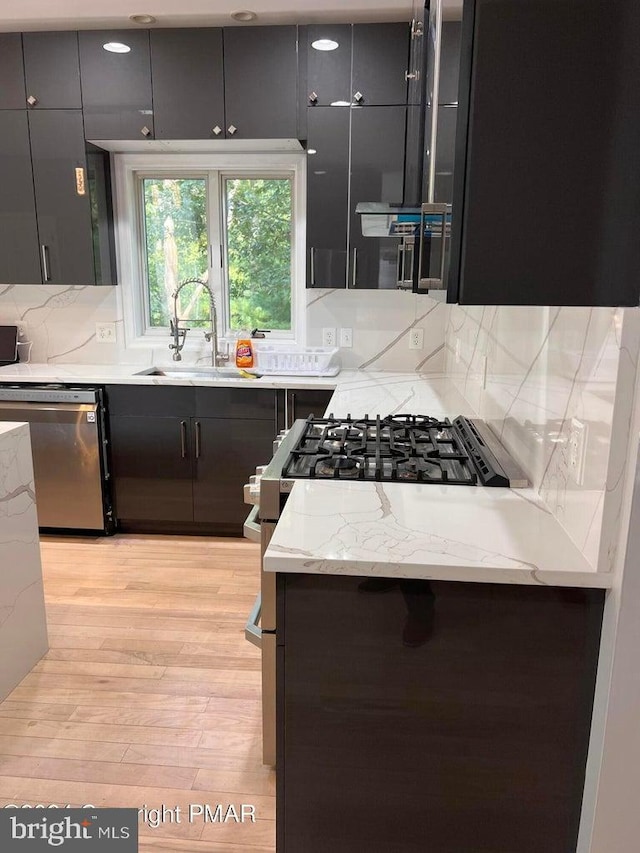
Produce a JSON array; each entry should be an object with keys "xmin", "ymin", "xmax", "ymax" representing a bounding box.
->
[
  {"xmin": 0, "ymin": 362, "xmax": 340, "ymax": 390},
  {"xmin": 264, "ymin": 480, "xmax": 610, "ymax": 588}
]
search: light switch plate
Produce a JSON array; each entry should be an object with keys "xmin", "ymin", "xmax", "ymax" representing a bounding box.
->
[{"xmin": 339, "ymin": 328, "xmax": 353, "ymax": 348}]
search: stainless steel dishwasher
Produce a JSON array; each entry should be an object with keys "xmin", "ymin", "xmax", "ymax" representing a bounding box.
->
[{"xmin": 0, "ymin": 385, "xmax": 113, "ymax": 532}]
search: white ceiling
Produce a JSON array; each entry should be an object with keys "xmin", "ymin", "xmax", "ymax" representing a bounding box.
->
[{"xmin": 0, "ymin": 0, "xmax": 463, "ymax": 32}]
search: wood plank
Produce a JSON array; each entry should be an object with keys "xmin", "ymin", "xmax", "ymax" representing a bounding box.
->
[
  {"xmin": 0, "ymin": 756, "xmax": 198, "ymax": 791},
  {"xmin": 0, "ymin": 733, "xmax": 128, "ymax": 763},
  {"xmin": 8, "ymin": 688, "xmax": 210, "ymax": 711},
  {"xmin": 33, "ymin": 659, "xmax": 167, "ymax": 680},
  {"xmin": 0, "ymin": 702, "xmax": 77, "ymax": 721},
  {"xmin": 0, "ymin": 717, "xmax": 203, "ymax": 748}
]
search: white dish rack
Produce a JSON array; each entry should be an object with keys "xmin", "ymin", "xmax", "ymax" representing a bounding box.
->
[{"xmin": 255, "ymin": 345, "xmax": 341, "ymax": 377}]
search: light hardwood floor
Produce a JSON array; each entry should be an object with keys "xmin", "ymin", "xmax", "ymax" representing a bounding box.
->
[{"xmin": 0, "ymin": 534, "xmax": 275, "ymax": 853}]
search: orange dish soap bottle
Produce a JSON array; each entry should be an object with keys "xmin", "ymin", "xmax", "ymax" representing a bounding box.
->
[{"xmin": 235, "ymin": 334, "xmax": 255, "ymax": 370}]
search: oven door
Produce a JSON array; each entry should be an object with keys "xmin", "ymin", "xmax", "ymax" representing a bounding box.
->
[{"xmin": 243, "ymin": 504, "xmax": 277, "ymax": 765}]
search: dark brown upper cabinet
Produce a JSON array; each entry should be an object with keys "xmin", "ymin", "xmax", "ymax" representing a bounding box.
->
[
  {"xmin": 0, "ymin": 111, "xmax": 41, "ymax": 283},
  {"xmin": 449, "ymin": 0, "xmax": 640, "ymax": 306},
  {"xmin": 79, "ymin": 29, "xmax": 154, "ymax": 140},
  {"xmin": 351, "ymin": 23, "xmax": 409, "ymax": 106},
  {"xmin": 150, "ymin": 28, "xmax": 225, "ymax": 140},
  {"xmin": 0, "ymin": 33, "xmax": 26, "ymax": 109},
  {"xmin": 29, "ymin": 110, "xmax": 99, "ymax": 286},
  {"xmin": 304, "ymin": 24, "xmax": 410, "ymax": 108},
  {"xmin": 305, "ymin": 25, "xmax": 352, "ymax": 107},
  {"xmin": 23, "ymin": 32, "xmax": 82, "ymax": 109},
  {"xmin": 223, "ymin": 26, "xmax": 298, "ymax": 139}
]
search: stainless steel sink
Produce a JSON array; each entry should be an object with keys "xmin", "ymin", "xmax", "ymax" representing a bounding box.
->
[{"xmin": 136, "ymin": 367, "xmax": 252, "ymax": 380}]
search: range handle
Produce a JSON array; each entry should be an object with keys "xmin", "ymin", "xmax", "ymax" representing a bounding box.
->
[
  {"xmin": 245, "ymin": 593, "xmax": 262, "ymax": 648},
  {"xmin": 243, "ymin": 504, "xmax": 261, "ymax": 543}
]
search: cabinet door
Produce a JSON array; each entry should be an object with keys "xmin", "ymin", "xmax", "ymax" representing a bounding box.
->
[
  {"xmin": 29, "ymin": 110, "xmax": 96, "ymax": 285},
  {"xmin": 193, "ymin": 417, "xmax": 275, "ymax": 527},
  {"xmin": 305, "ymin": 25, "xmax": 352, "ymax": 107},
  {"xmin": 438, "ymin": 21, "xmax": 462, "ymax": 105},
  {"xmin": 109, "ymin": 415, "xmax": 194, "ymax": 523},
  {"xmin": 23, "ymin": 31, "xmax": 82, "ymax": 109},
  {"xmin": 286, "ymin": 389, "xmax": 333, "ymax": 427},
  {"xmin": 449, "ymin": 0, "xmax": 640, "ymax": 306},
  {"xmin": 151, "ymin": 28, "xmax": 225, "ymax": 139},
  {"xmin": 279, "ymin": 575, "xmax": 603, "ymax": 853},
  {"xmin": 351, "ymin": 23, "xmax": 409, "ymax": 106},
  {"xmin": 79, "ymin": 30, "xmax": 154, "ymax": 140},
  {"xmin": 223, "ymin": 26, "xmax": 298, "ymax": 139},
  {"xmin": 0, "ymin": 112, "xmax": 41, "ymax": 284},
  {"xmin": 0, "ymin": 34, "xmax": 26, "ymax": 109},
  {"xmin": 306, "ymin": 107, "xmax": 350, "ymax": 288},
  {"xmin": 349, "ymin": 106, "xmax": 406, "ymax": 289}
]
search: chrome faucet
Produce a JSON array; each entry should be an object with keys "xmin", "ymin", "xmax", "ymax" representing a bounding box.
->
[{"xmin": 170, "ymin": 278, "xmax": 229, "ymax": 367}]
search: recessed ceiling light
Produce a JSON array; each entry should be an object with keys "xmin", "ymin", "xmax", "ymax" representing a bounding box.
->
[
  {"xmin": 231, "ymin": 10, "xmax": 257, "ymax": 22},
  {"xmin": 103, "ymin": 42, "xmax": 131, "ymax": 53},
  {"xmin": 307, "ymin": 149, "xmax": 317, "ymax": 155},
  {"xmin": 312, "ymin": 39, "xmax": 339, "ymax": 51},
  {"xmin": 129, "ymin": 14, "xmax": 157, "ymax": 24},
  {"xmin": 330, "ymin": 100, "xmax": 351, "ymax": 107}
]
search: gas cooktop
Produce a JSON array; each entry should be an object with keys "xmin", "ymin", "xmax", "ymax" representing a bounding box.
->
[{"xmin": 282, "ymin": 414, "xmax": 527, "ymax": 488}]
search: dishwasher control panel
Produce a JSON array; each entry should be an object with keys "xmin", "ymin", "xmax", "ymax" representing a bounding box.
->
[{"xmin": 0, "ymin": 385, "xmax": 99, "ymax": 404}]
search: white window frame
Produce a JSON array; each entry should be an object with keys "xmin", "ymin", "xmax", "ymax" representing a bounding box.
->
[{"xmin": 113, "ymin": 151, "xmax": 306, "ymax": 351}]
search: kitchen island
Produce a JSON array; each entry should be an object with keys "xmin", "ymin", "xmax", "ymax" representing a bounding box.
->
[{"xmin": 0, "ymin": 422, "xmax": 48, "ymax": 702}]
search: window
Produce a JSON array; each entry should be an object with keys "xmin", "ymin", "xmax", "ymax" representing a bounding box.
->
[{"xmin": 115, "ymin": 152, "xmax": 305, "ymax": 347}]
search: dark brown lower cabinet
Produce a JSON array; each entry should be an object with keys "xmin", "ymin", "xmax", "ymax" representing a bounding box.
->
[
  {"xmin": 277, "ymin": 574, "xmax": 604, "ymax": 853},
  {"xmin": 108, "ymin": 414, "xmax": 194, "ymax": 523},
  {"xmin": 192, "ymin": 417, "xmax": 276, "ymax": 526}
]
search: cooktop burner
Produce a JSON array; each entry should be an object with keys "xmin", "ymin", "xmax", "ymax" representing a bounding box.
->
[{"xmin": 283, "ymin": 414, "xmax": 490, "ymax": 485}]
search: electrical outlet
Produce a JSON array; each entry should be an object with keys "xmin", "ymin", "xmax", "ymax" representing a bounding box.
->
[
  {"xmin": 568, "ymin": 418, "xmax": 588, "ymax": 485},
  {"xmin": 339, "ymin": 327, "xmax": 353, "ymax": 348},
  {"xmin": 95, "ymin": 322, "xmax": 117, "ymax": 344},
  {"xmin": 409, "ymin": 328, "xmax": 424, "ymax": 350},
  {"xmin": 16, "ymin": 323, "xmax": 29, "ymax": 340},
  {"xmin": 322, "ymin": 327, "xmax": 337, "ymax": 347},
  {"xmin": 455, "ymin": 337, "xmax": 461, "ymax": 364}
]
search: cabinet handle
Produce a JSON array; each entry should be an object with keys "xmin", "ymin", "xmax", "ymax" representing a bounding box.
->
[
  {"xmin": 290, "ymin": 392, "xmax": 296, "ymax": 425},
  {"xmin": 310, "ymin": 246, "xmax": 316, "ymax": 287},
  {"xmin": 195, "ymin": 420, "xmax": 201, "ymax": 459},
  {"xmin": 141, "ymin": 126, "xmax": 151, "ymax": 137},
  {"xmin": 405, "ymin": 71, "xmax": 419, "ymax": 81},
  {"xmin": 308, "ymin": 91, "xmax": 318, "ymax": 104},
  {"xmin": 212, "ymin": 125, "xmax": 222, "ymax": 136},
  {"xmin": 228, "ymin": 125, "xmax": 237, "ymax": 136},
  {"xmin": 180, "ymin": 420, "xmax": 187, "ymax": 459},
  {"xmin": 284, "ymin": 391, "xmax": 289, "ymax": 430},
  {"xmin": 351, "ymin": 247, "xmax": 358, "ymax": 289},
  {"xmin": 40, "ymin": 245, "xmax": 51, "ymax": 282},
  {"xmin": 26, "ymin": 94, "xmax": 38, "ymax": 106}
]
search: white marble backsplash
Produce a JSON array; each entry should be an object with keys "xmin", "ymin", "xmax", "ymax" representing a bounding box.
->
[
  {"xmin": 306, "ymin": 289, "xmax": 446, "ymax": 371},
  {"xmin": 0, "ymin": 284, "xmax": 447, "ymax": 373},
  {"xmin": 444, "ymin": 304, "xmax": 640, "ymax": 571}
]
